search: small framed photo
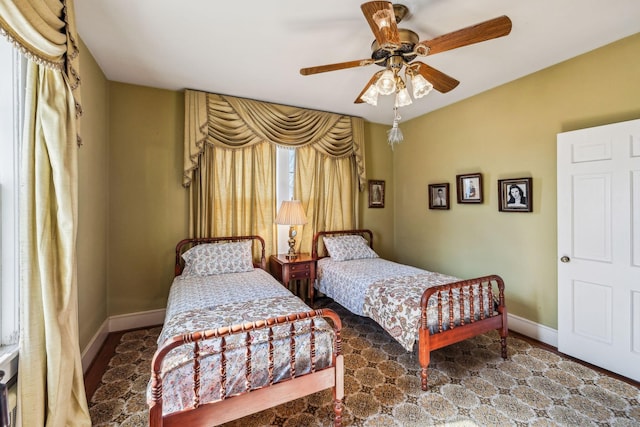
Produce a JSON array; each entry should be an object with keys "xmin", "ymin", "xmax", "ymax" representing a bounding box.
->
[
  {"xmin": 368, "ymin": 180, "xmax": 385, "ymax": 208},
  {"xmin": 457, "ymin": 173, "xmax": 483, "ymax": 204},
  {"xmin": 499, "ymin": 177, "xmax": 532, "ymax": 212},
  {"xmin": 428, "ymin": 183, "xmax": 450, "ymax": 210}
]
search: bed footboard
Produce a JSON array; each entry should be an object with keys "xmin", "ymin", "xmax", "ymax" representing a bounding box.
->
[
  {"xmin": 418, "ymin": 274, "xmax": 507, "ymax": 391},
  {"xmin": 149, "ymin": 309, "xmax": 344, "ymax": 427}
]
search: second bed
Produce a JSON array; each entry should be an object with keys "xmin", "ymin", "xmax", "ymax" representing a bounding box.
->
[{"xmin": 312, "ymin": 229, "xmax": 508, "ymax": 391}]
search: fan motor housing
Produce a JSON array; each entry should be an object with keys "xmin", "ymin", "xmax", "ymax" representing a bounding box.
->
[{"xmin": 371, "ymin": 28, "xmax": 419, "ymax": 66}]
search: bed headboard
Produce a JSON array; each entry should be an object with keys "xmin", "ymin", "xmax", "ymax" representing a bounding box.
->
[
  {"xmin": 312, "ymin": 229, "xmax": 374, "ymax": 259},
  {"xmin": 174, "ymin": 235, "xmax": 267, "ymax": 276}
]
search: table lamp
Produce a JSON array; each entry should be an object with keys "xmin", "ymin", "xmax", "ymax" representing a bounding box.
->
[{"xmin": 275, "ymin": 200, "xmax": 308, "ymax": 258}]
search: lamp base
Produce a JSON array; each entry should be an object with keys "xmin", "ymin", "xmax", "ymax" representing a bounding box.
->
[{"xmin": 286, "ymin": 227, "xmax": 297, "ymax": 259}]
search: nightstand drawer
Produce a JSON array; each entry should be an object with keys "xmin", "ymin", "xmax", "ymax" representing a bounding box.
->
[
  {"xmin": 290, "ymin": 263, "xmax": 311, "ymax": 273},
  {"xmin": 290, "ymin": 270, "xmax": 311, "ymax": 280}
]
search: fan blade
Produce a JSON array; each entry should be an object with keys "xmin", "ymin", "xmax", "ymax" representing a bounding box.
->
[
  {"xmin": 354, "ymin": 70, "xmax": 384, "ymax": 104},
  {"xmin": 300, "ymin": 58, "xmax": 377, "ymax": 76},
  {"xmin": 361, "ymin": 1, "xmax": 401, "ymax": 50},
  {"xmin": 410, "ymin": 62, "xmax": 459, "ymax": 93},
  {"xmin": 418, "ymin": 15, "xmax": 512, "ymax": 56}
]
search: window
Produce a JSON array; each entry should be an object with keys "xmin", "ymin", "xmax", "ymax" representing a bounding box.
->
[
  {"xmin": 275, "ymin": 147, "xmax": 296, "ymax": 252},
  {"xmin": 0, "ymin": 35, "xmax": 26, "ymax": 377}
]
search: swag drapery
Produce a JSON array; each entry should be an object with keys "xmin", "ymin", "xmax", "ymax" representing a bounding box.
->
[
  {"xmin": 0, "ymin": 1, "xmax": 90, "ymax": 426},
  {"xmin": 184, "ymin": 89, "xmax": 366, "ymax": 257}
]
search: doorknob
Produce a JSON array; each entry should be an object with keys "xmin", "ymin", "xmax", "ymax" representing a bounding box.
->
[{"xmin": 560, "ymin": 256, "xmax": 570, "ymax": 263}]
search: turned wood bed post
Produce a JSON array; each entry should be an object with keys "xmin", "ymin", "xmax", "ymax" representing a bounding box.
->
[
  {"xmin": 418, "ymin": 314, "xmax": 431, "ymax": 392},
  {"xmin": 497, "ymin": 275, "xmax": 508, "ymax": 360},
  {"xmin": 418, "ymin": 274, "xmax": 508, "ymax": 391},
  {"xmin": 327, "ymin": 309, "xmax": 344, "ymax": 427}
]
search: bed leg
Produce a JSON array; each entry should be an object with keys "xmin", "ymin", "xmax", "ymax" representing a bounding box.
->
[
  {"xmin": 500, "ymin": 335, "xmax": 508, "ymax": 360},
  {"xmin": 419, "ymin": 328, "xmax": 431, "ymax": 391},
  {"xmin": 333, "ymin": 398, "xmax": 343, "ymax": 427},
  {"xmin": 420, "ymin": 366, "xmax": 429, "ymax": 391},
  {"xmin": 500, "ymin": 306, "xmax": 508, "ymax": 360}
]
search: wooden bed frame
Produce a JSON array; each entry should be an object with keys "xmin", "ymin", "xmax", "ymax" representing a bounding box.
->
[
  {"xmin": 149, "ymin": 236, "xmax": 344, "ymax": 427},
  {"xmin": 312, "ymin": 229, "xmax": 508, "ymax": 391}
]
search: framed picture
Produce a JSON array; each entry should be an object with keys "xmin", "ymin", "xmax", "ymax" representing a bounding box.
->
[
  {"xmin": 456, "ymin": 173, "xmax": 483, "ymax": 203},
  {"xmin": 368, "ymin": 180, "xmax": 385, "ymax": 208},
  {"xmin": 498, "ymin": 177, "xmax": 533, "ymax": 212},
  {"xmin": 428, "ymin": 183, "xmax": 450, "ymax": 210}
]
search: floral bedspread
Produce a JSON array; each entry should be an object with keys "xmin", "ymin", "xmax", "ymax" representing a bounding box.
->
[
  {"xmin": 316, "ymin": 257, "xmax": 424, "ymax": 316},
  {"xmin": 149, "ymin": 269, "xmax": 335, "ymax": 415},
  {"xmin": 363, "ymin": 272, "xmax": 464, "ymax": 352},
  {"xmin": 318, "ymin": 258, "xmax": 494, "ymax": 352}
]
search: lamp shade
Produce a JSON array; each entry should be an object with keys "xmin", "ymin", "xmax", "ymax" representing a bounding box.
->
[
  {"xmin": 360, "ymin": 85, "xmax": 379, "ymax": 106},
  {"xmin": 375, "ymin": 69, "xmax": 396, "ymax": 95},
  {"xmin": 275, "ymin": 200, "xmax": 308, "ymax": 225},
  {"xmin": 411, "ymin": 73, "xmax": 433, "ymax": 99}
]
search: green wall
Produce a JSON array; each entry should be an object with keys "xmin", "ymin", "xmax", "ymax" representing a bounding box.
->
[
  {"xmin": 108, "ymin": 83, "xmax": 188, "ymax": 316},
  {"xmin": 360, "ymin": 122, "xmax": 395, "ymax": 259},
  {"xmin": 77, "ymin": 38, "xmax": 109, "ymax": 349},
  {"xmin": 391, "ymin": 33, "xmax": 640, "ymax": 329}
]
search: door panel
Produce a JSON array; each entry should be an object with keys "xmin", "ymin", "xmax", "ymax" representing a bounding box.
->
[
  {"xmin": 572, "ymin": 280, "xmax": 612, "ymax": 343},
  {"xmin": 633, "ymin": 170, "xmax": 640, "ymax": 267},
  {"xmin": 572, "ymin": 174, "xmax": 611, "ymax": 262},
  {"xmin": 558, "ymin": 118, "xmax": 640, "ymax": 382},
  {"xmin": 633, "ymin": 291, "xmax": 640, "ymax": 354}
]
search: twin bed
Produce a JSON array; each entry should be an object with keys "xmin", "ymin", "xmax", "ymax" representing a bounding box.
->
[
  {"xmin": 312, "ymin": 229, "xmax": 508, "ymax": 391},
  {"xmin": 148, "ymin": 230, "xmax": 508, "ymax": 425},
  {"xmin": 147, "ymin": 236, "xmax": 344, "ymax": 427}
]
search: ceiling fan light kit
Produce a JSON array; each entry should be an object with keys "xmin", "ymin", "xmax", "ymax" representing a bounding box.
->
[
  {"xmin": 360, "ymin": 84, "xmax": 379, "ymax": 106},
  {"xmin": 376, "ymin": 69, "xmax": 397, "ymax": 95},
  {"xmin": 299, "ymin": 1, "xmax": 512, "ymax": 148},
  {"xmin": 394, "ymin": 77, "xmax": 412, "ymax": 108}
]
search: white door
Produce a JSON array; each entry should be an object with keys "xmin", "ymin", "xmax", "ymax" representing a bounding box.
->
[{"xmin": 557, "ymin": 118, "xmax": 640, "ymax": 382}]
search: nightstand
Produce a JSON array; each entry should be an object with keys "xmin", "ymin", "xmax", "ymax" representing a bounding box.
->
[{"xmin": 269, "ymin": 253, "xmax": 316, "ymax": 305}]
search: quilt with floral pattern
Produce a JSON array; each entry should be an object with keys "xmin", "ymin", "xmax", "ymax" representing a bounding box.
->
[
  {"xmin": 317, "ymin": 258, "xmax": 493, "ymax": 352},
  {"xmin": 149, "ymin": 268, "xmax": 335, "ymax": 415}
]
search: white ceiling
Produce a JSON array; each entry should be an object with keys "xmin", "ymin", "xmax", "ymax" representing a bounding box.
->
[{"xmin": 75, "ymin": 0, "xmax": 640, "ymax": 125}]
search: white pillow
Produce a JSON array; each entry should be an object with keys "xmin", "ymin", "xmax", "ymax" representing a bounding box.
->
[
  {"xmin": 181, "ymin": 240, "xmax": 254, "ymax": 276},
  {"xmin": 323, "ymin": 235, "xmax": 378, "ymax": 262}
]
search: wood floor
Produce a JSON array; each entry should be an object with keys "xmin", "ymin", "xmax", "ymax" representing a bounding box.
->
[
  {"xmin": 83, "ymin": 326, "xmax": 161, "ymax": 401},
  {"xmin": 83, "ymin": 327, "xmax": 640, "ymax": 403}
]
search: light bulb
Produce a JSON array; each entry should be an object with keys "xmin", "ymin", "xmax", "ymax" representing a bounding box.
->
[
  {"xmin": 376, "ymin": 69, "xmax": 396, "ymax": 95},
  {"xmin": 360, "ymin": 85, "xmax": 379, "ymax": 106},
  {"xmin": 395, "ymin": 87, "xmax": 412, "ymax": 107},
  {"xmin": 411, "ymin": 74, "xmax": 433, "ymax": 99}
]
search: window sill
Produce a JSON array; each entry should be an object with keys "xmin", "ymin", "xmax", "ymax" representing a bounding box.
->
[{"xmin": 0, "ymin": 345, "xmax": 18, "ymax": 382}]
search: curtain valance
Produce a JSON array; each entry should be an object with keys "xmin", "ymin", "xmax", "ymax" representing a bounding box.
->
[
  {"xmin": 184, "ymin": 89, "xmax": 366, "ymax": 190},
  {"xmin": 0, "ymin": 0, "xmax": 82, "ymax": 128}
]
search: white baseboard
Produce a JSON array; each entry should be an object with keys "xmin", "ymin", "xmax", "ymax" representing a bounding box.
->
[
  {"xmin": 81, "ymin": 308, "xmax": 165, "ymax": 373},
  {"xmin": 108, "ymin": 308, "xmax": 165, "ymax": 332},
  {"xmin": 81, "ymin": 319, "xmax": 109, "ymax": 373},
  {"xmin": 507, "ymin": 312, "xmax": 558, "ymax": 348}
]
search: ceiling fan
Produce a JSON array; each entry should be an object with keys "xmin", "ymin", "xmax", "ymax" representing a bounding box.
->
[{"xmin": 299, "ymin": 1, "xmax": 512, "ymax": 108}]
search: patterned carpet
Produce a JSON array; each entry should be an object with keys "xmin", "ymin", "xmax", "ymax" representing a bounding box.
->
[{"xmin": 89, "ymin": 298, "xmax": 640, "ymax": 426}]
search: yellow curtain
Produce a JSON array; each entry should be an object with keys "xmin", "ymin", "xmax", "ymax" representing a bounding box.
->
[
  {"xmin": 190, "ymin": 142, "xmax": 277, "ymax": 256},
  {"xmin": 0, "ymin": 0, "xmax": 90, "ymax": 425},
  {"xmin": 184, "ymin": 89, "xmax": 366, "ymax": 256},
  {"xmin": 294, "ymin": 145, "xmax": 358, "ymax": 253},
  {"xmin": 0, "ymin": 0, "xmax": 82, "ymax": 141}
]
